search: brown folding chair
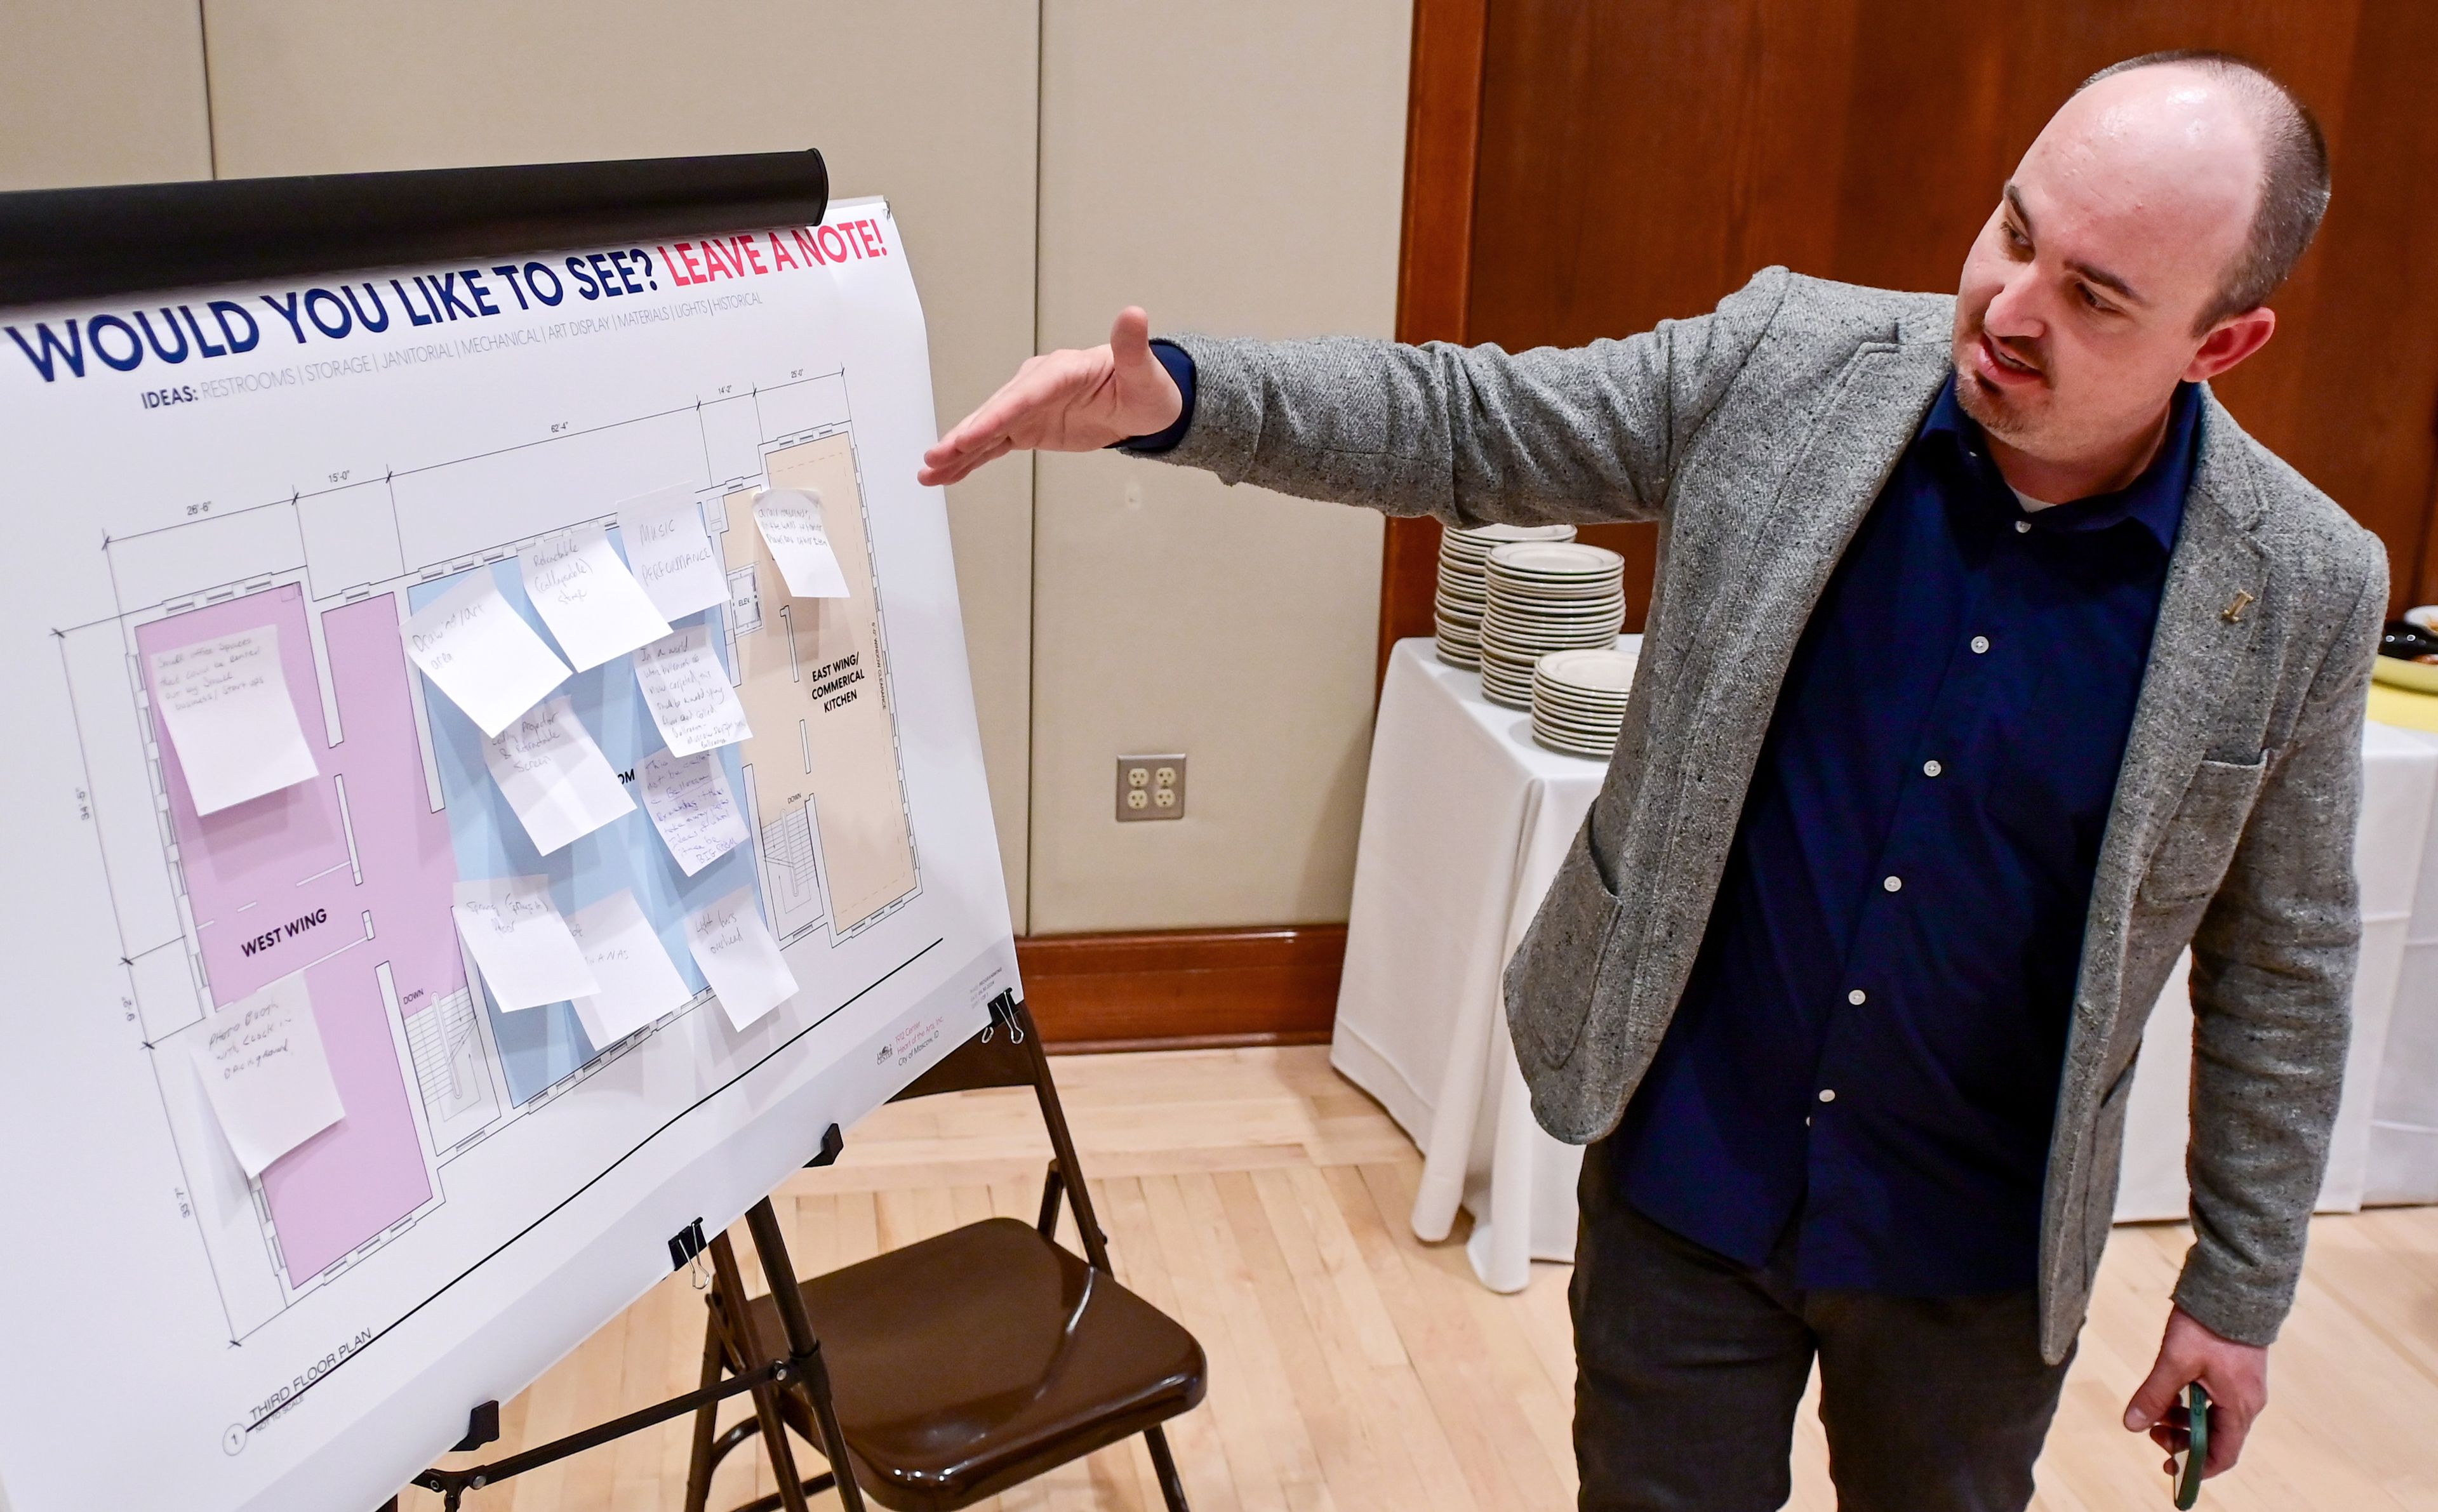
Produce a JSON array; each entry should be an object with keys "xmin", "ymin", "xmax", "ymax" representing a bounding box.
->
[{"xmin": 682, "ymin": 991, "xmax": 1205, "ymax": 1512}]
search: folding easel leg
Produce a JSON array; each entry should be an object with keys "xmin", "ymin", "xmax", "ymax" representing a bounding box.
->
[
  {"xmin": 1145, "ymin": 1425, "xmax": 1190, "ymax": 1512},
  {"xmin": 681, "ymin": 1309, "xmax": 728, "ymax": 1512},
  {"xmin": 708, "ymin": 1231, "xmax": 819, "ymax": 1512},
  {"xmin": 743, "ymin": 1198, "xmax": 870, "ymax": 1512}
]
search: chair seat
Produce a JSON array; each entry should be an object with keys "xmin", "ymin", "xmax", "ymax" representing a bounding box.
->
[{"xmin": 742, "ymin": 1217, "xmax": 1206, "ymax": 1512}]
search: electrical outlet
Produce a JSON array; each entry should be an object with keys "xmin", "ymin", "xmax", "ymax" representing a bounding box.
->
[{"xmin": 1116, "ymin": 753, "xmax": 1187, "ymax": 822}]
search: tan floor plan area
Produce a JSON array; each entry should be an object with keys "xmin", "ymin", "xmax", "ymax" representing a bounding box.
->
[{"xmin": 721, "ymin": 432, "xmax": 918, "ymax": 942}]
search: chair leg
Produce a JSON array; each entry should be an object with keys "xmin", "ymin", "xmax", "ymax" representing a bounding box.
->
[{"xmin": 1144, "ymin": 1425, "xmax": 1190, "ymax": 1512}]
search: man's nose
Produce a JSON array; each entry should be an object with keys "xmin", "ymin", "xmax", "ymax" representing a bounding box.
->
[{"xmin": 1983, "ymin": 269, "xmax": 2048, "ymax": 342}]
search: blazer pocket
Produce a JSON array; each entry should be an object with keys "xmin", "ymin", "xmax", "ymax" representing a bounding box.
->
[
  {"xmin": 1506, "ymin": 822, "xmax": 1627, "ymax": 1070},
  {"xmin": 2136, "ymin": 755, "xmax": 2268, "ymax": 907}
]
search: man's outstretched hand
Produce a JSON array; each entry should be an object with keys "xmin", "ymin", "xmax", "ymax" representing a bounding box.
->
[
  {"xmin": 2124, "ymin": 1306, "xmax": 2268, "ymax": 1480},
  {"xmin": 917, "ymin": 307, "xmax": 1183, "ymax": 487}
]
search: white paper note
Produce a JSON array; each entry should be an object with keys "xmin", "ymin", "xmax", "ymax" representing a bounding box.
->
[
  {"xmin": 616, "ymin": 486, "xmax": 730, "ymax": 620},
  {"xmin": 639, "ymin": 746, "xmax": 752, "ymax": 875},
  {"xmin": 481, "ymin": 694, "xmax": 637, "ymax": 854},
  {"xmin": 401, "ymin": 571, "xmax": 573, "ymax": 738},
  {"xmin": 519, "ymin": 520, "xmax": 674, "ymax": 671},
  {"xmin": 189, "ymin": 971, "xmax": 345, "ymax": 1177},
  {"xmin": 451, "ymin": 875, "xmax": 599, "ymax": 1011},
  {"xmin": 633, "ymin": 623, "xmax": 753, "ymax": 756},
  {"xmin": 683, "ymin": 887, "xmax": 798, "ymax": 1030},
  {"xmin": 564, "ymin": 889, "xmax": 695, "ymax": 1045},
  {"xmin": 148, "ymin": 625, "xmax": 321, "ymax": 815},
  {"xmin": 750, "ymin": 487, "xmax": 851, "ymax": 599}
]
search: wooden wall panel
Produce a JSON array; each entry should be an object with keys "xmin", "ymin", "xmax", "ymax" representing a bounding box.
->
[{"xmin": 1382, "ymin": 0, "xmax": 2438, "ymax": 651}]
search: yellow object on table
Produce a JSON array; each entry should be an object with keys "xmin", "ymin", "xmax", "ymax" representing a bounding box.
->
[{"xmin": 2369, "ymin": 679, "xmax": 2438, "ymax": 733}]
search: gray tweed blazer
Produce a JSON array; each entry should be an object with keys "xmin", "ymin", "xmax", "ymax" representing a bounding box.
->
[{"xmin": 1159, "ymin": 268, "xmax": 2387, "ymax": 1362}]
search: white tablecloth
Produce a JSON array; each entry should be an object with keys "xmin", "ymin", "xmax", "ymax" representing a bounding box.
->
[
  {"xmin": 1331, "ymin": 639, "xmax": 1625, "ymax": 1291},
  {"xmin": 1335, "ymin": 637, "xmax": 2438, "ymax": 1292}
]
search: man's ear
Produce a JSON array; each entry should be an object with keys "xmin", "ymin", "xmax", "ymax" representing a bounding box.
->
[{"xmin": 2185, "ymin": 306, "xmax": 2277, "ymax": 383}]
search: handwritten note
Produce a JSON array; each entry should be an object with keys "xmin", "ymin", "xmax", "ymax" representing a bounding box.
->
[
  {"xmin": 616, "ymin": 486, "xmax": 730, "ymax": 620},
  {"xmin": 147, "ymin": 625, "xmax": 320, "ymax": 815},
  {"xmin": 640, "ymin": 746, "xmax": 750, "ymax": 875},
  {"xmin": 633, "ymin": 622, "xmax": 753, "ymax": 756},
  {"xmin": 519, "ymin": 520, "xmax": 673, "ymax": 671},
  {"xmin": 401, "ymin": 571, "xmax": 573, "ymax": 738},
  {"xmin": 189, "ymin": 971, "xmax": 345, "ymax": 1177},
  {"xmin": 750, "ymin": 487, "xmax": 850, "ymax": 599},
  {"xmin": 481, "ymin": 694, "xmax": 636, "ymax": 854},
  {"xmin": 451, "ymin": 875, "xmax": 599, "ymax": 1011},
  {"xmin": 564, "ymin": 889, "xmax": 694, "ymax": 1045},
  {"xmin": 683, "ymin": 886, "xmax": 799, "ymax": 1030}
]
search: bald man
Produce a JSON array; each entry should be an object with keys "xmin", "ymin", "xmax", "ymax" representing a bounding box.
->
[{"xmin": 923, "ymin": 50, "xmax": 2384, "ymax": 1511}]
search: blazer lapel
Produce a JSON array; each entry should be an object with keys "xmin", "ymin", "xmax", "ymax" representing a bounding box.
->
[
  {"xmin": 1770, "ymin": 340, "xmax": 1954, "ymax": 605},
  {"xmin": 2075, "ymin": 395, "xmax": 2270, "ymax": 1034}
]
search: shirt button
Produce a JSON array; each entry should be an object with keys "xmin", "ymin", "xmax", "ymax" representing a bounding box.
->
[
  {"xmin": 1847, "ymin": 988, "xmax": 1867, "ymax": 1005},
  {"xmin": 1882, "ymin": 875, "xmax": 1903, "ymax": 892},
  {"xmin": 1970, "ymin": 635, "xmax": 1990, "ymax": 654},
  {"xmin": 1818, "ymin": 1089, "xmax": 1837, "ymax": 1103},
  {"xmin": 1922, "ymin": 759, "xmax": 1943, "ymax": 778},
  {"xmin": 2015, "ymin": 520, "xmax": 2031, "ymax": 534}
]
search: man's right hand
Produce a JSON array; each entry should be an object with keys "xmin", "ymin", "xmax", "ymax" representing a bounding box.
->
[{"xmin": 916, "ymin": 307, "xmax": 1182, "ymax": 487}]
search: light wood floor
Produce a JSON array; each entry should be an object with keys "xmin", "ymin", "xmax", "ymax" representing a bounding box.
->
[{"xmin": 405, "ymin": 1045, "xmax": 2438, "ymax": 1512}]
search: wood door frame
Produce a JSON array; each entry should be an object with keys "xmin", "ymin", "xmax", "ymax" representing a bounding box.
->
[{"xmin": 1375, "ymin": 0, "xmax": 1490, "ymax": 687}]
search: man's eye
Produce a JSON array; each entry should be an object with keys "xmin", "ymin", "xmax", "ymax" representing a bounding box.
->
[
  {"xmin": 2077, "ymin": 283, "xmax": 2111, "ymax": 312},
  {"xmin": 2003, "ymin": 223, "xmax": 2030, "ymax": 249}
]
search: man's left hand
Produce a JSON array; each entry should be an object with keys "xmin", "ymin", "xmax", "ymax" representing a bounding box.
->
[{"xmin": 2123, "ymin": 1306, "xmax": 2268, "ymax": 1478}]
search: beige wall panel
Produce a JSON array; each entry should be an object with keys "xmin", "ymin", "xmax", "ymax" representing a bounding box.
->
[
  {"xmin": 1030, "ymin": 0, "xmax": 1411, "ymax": 932},
  {"xmin": 201, "ymin": 0, "xmax": 1039, "ymax": 925},
  {"xmin": 0, "ymin": 0, "xmax": 211, "ymax": 189}
]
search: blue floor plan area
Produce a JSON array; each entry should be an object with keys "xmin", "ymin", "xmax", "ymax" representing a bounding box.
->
[{"xmin": 410, "ymin": 548, "xmax": 764, "ymax": 1106}]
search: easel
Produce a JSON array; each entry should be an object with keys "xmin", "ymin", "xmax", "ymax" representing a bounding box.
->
[{"xmin": 392, "ymin": 1129, "xmax": 866, "ymax": 1512}]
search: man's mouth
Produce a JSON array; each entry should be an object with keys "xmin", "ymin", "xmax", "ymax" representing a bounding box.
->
[{"xmin": 1973, "ymin": 331, "xmax": 2044, "ymax": 388}]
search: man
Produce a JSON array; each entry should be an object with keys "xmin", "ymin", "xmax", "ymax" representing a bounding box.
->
[{"xmin": 921, "ymin": 51, "xmax": 2385, "ymax": 1511}]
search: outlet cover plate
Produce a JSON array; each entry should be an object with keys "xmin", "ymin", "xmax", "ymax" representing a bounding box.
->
[{"xmin": 1116, "ymin": 753, "xmax": 1187, "ymax": 821}]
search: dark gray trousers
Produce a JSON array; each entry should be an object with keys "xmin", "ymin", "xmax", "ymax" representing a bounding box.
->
[{"xmin": 1572, "ymin": 1138, "xmax": 2073, "ymax": 1512}]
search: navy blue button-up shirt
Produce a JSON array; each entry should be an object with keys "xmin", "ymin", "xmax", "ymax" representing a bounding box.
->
[{"xmin": 1612, "ymin": 376, "xmax": 2199, "ymax": 1294}]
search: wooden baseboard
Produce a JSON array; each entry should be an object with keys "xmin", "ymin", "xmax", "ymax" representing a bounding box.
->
[{"xmin": 1015, "ymin": 925, "xmax": 1347, "ymax": 1049}]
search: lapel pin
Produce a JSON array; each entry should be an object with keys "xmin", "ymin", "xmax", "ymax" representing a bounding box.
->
[{"xmin": 2221, "ymin": 590, "xmax": 2255, "ymax": 625}]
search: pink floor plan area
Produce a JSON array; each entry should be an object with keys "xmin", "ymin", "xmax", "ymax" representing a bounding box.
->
[{"xmin": 137, "ymin": 585, "xmax": 462, "ymax": 1284}]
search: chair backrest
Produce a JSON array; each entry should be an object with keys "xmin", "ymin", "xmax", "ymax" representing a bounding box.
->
[{"xmin": 879, "ymin": 991, "xmax": 1116, "ymax": 1274}]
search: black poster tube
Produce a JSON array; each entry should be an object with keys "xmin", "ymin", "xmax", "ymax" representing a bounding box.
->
[{"xmin": 0, "ymin": 150, "xmax": 829, "ymax": 307}]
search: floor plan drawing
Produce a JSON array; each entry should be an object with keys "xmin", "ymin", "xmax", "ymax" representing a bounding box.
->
[{"xmin": 57, "ymin": 378, "xmax": 917, "ymax": 1338}]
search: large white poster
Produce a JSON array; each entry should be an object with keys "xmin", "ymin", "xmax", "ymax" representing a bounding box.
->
[{"xmin": 0, "ymin": 198, "xmax": 1016, "ymax": 1511}]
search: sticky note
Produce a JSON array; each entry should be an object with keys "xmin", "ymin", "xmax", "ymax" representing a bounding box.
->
[
  {"xmin": 519, "ymin": 520, "xmax": 673, "ymax": 671},
  {"xmin": 190, "ymin": 971, "xmax": 345, "ymax": 1177},
  {"xmin": 616, "ymin": 486, "xmax": 730, "ymax": 620},
  {"xmin": 564, "ymin": 889, "xmax": 695, "ymax": 1045},
  {"xmin": 402, "ymin": 570, "xmax": 573, "ymax": 738},
  {"xmin": 451, "ymin": 875, "xmax": 599, "ymax": 1011},
  {"xmin": 750, "ymin": 487, "xmax": 850, "ymax": 599},
  {"xmin": 634, "ymin": 622, "xmax": 752, "ymax": 756},
  {"xmin": 147, "ymin": 625, "xmax": 321, "ymax": 815},
  {"xmin": 640, "ymin": 746, "xmax": 751, "ymax": 875},
  {"xmin": 683, "ymin": 887, "xmax": 798, "ymax": 1030},
  {"xmin": 481, "ymin": 694, "xmax": 636, "ymax": 854}
]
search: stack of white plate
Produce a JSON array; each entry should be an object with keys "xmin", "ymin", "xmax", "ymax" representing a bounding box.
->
[
  {"xmin": 1435, "ymin": 522, "xmax": 1576, "ymax": 667},
  {"xmin": 1532, "ymin": 647, "xmax": 1637, "ymax": 758},
  {"xmin": 1477, "ymin": 542, "xmax": 1627, "ymax": 708}
]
